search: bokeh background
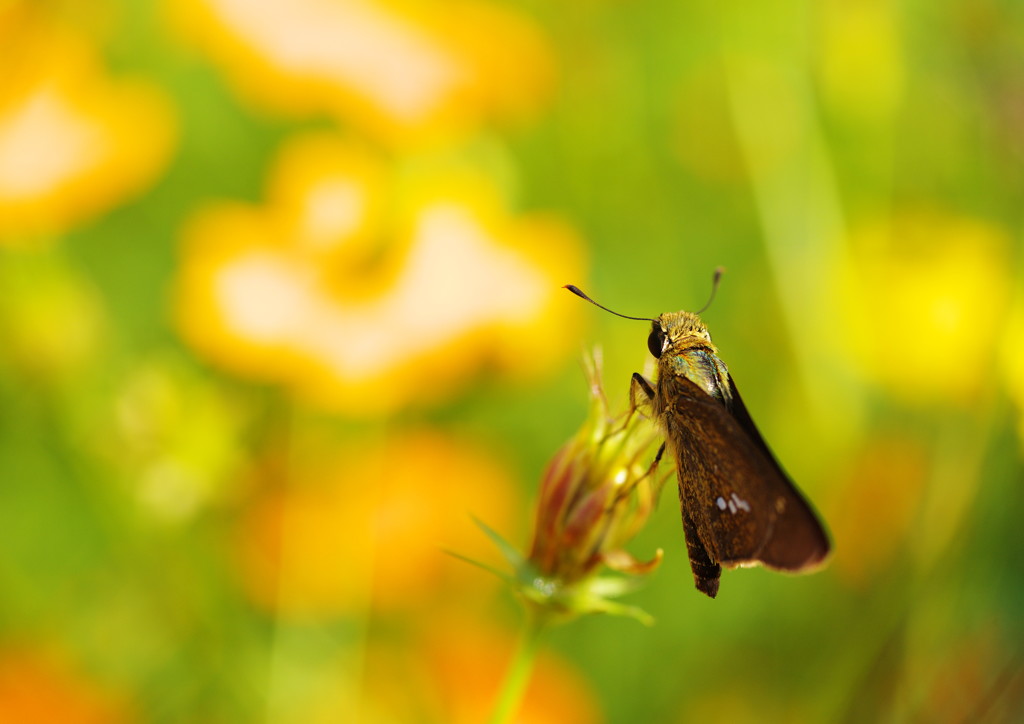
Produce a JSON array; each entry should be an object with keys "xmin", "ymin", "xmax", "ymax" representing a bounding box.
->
[{"xmin": 1, "ymin": 0, "xmax": 1023, "ymax": 721}]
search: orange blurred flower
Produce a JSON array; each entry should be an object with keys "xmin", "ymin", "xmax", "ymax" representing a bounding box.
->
[
  {"xmin": 419, "ymin": 619, "xmax": 603, "ymax": 724},
  {"xmin": 824, "ymin": 435, "xmax": 928, "ymax": 588},
  {"xmin": 291, "ymin": 617, "xmax": 602, "ymax": 723},
  {"xmin": 0, "ymin": 18, "xmax": 176, "ymax": 242},
  {"xmin": 169, "ymin": 0, "xmax": 554, "ymax": 146},
  {"xmin": 0, "ymin": 648, "xmax": 132, "ymax": 724},
  {"xmin": 835, "ymin": 210, "xmax": 1011, "ymax": 405},
  {"xmin": 175, "ymin": 132, "xmax": 585, "ymax": 416},
  {"xmin": 236, "ymin": 430, "xmax": 519, "ymax": 618},
  {"xmin": 909, "ymin": 623, "xmax": 1020, "ymax": 723}
]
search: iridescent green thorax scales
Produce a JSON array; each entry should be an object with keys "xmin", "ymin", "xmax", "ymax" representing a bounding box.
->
[{"xmin": 657, "ymin": 311, "xmax": 734, "ymax": 407}]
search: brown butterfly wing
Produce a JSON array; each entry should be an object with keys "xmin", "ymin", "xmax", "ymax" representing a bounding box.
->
[{"xmin": 661, "ymin": 373, "xmax": 830, "ymax": 572}]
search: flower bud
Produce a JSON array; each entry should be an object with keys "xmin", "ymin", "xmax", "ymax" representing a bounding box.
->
[{"xmin": 522, "ymin": 353, "xmax": 666, "ymax": 622}]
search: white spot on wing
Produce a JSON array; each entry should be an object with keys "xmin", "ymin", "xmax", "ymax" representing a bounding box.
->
[
  {"xmin": 731, "ymin": 492, "xmax": 751, "ymax": 512},
  {"xmin": 716, "ymin": 492, "xmax": 751, "ymax": 515}
]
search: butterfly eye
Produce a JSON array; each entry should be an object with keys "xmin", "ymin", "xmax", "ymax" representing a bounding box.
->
[{"xmin": 647, "ymin": 325, "xmax": 665, "ymax": 358}]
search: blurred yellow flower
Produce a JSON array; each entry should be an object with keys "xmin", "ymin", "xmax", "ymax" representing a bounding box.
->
[
  {"xmin": 169, "ymin": 0, "xmax": 554, "ymax": 145},
  {"xmin": 175, "ymin": 132, "xmax": 585, "ymax": 415},
  {"xmin": 836, "ymin": 211, "xmax": 1011, "ymax": 404},
  {"xmin": 0, "ymin": 648, "xmax": 132, "ymax": 724},
  {"xmin": 0, "ymin": 21, "xmax": 176, "ymax": 241},
  {"xmin": 235, "ymin": 430, "xmax": 519, "ymax": 618}
]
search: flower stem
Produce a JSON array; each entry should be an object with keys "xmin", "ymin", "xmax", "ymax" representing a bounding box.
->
[{"xmin": 488, "ymin": 611, "xmax": 546, "ymax": 724}]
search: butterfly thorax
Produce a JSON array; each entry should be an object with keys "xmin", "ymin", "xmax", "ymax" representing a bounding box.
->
[{"xmin": 655, "ymin": 311, "xmax": 734, "ymax": 408}]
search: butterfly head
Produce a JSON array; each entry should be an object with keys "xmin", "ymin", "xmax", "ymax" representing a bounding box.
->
[
  {"xmin": 563, "ymin": 268, "xmax": 724, "ymax": 360},
  {"xmin": 648, "ymin": 312, "xmax": 712, "ymax": 359}
]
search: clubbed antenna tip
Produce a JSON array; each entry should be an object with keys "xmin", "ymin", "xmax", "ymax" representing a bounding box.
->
[{"xmin": 563, "ymin": 284, "xmax": 656, "ymax": 322}]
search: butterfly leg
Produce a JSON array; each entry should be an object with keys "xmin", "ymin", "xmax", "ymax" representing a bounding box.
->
[
  {"xmin": 628, "ymin": 373, "xmax": 665, "ymax": 483},
  {"xmin": 608, "ymin": 373, "xmax": 657, "ymax": 438},
  {"xmin": 650, "ymin": 440, "xmax": 665, "ymax": 468},
  {"xmin": 629, "ymin": 372, "xmax": 656, "ymax": 412}
]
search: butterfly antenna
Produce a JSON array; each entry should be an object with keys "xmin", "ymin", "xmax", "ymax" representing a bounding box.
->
[
  {"xmin": 563, "ymin": 285, "xmax": 656, "ymax": 322},
  {"xmin": 696, "ymin": 267, "xmax": 725, "ymax": 315}
]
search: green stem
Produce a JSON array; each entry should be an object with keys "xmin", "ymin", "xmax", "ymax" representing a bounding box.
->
[{"xmin": 488, "ymin": 611, "xmax": 546, "ymax": 724}]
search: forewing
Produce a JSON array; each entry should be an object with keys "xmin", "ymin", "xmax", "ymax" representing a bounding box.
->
[{"xmin": 661, "ymin": 373, "xmax": 830, "ymax": 572}]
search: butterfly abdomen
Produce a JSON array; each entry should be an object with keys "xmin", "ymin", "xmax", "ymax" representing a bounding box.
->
[{"xmin": 680, "ymin": 484, "xmax": 722, "ymax": 598}]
